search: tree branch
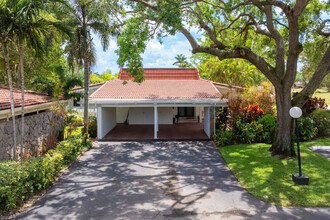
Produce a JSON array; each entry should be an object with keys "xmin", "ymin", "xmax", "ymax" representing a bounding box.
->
[
  {"xmin": 292, "ymin": 45, "xmax": 330, "ymax": 107},
  {"xmin": 265, "ymin": 5, "xmax": 286, "ymax": 78},
  {"xmin": 254, "ymin": 0, "xmax": 291, "ymax": 17},
  {"xmin": 293, "ymin": 0, "xmax": 310, "ymax": 17},
  {"xmin": 179, "ymin": 27, "xmax": 280, "ymax": 88},
  {"xmin": 129, "ymin": 0, "xmax": 157, "ymax": 10},
  {"xmin": 316, "ymin": 19, "xmax": 330, "ymax": 37},
  {"xmin": 189, "ymin": 4, "xmax": 227, "ymax": 49}
]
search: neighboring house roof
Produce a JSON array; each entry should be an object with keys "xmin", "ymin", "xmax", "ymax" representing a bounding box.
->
[
  {"xmin": 90, "ymin": 79, "xmax": 220, "ymax": 99},
  {"xmin": 212, "ymin": 82, "xmax": 244, "ymax": 90},
  {"xmin": 118, "ymin": 68, "xmax": 200, "ymax": 80},
  {"xmin": 0, "ymin": 85, "xmax": 53, "ymax": 111},
  {"xmin": 71, "ymin": 82, "xmax": 105, "ymax": 91}
]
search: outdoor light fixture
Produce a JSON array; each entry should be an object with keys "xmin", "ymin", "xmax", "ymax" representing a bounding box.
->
[{"xmin": 289, "ymin": 106, "xmax": 309, "ymax": 185}]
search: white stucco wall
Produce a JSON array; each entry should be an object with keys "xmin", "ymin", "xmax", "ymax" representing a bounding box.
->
[
  {"xmin": 127, "ymin": 107, "xmax": 173, "ymax": 125},
  {"xmin": 98, "ymin": 107, "xmax": 116, "ymax": 139},
  {"xmin": 128, "ymin": 107, "xmax": 154, "ymax": 124},
  {"xmin": 116, "ymin": 107, "xmax": 129, "ymax": 123},
  {"xmin": 158, "ymin": 107, "xmax": 173, "ymax": 124}
]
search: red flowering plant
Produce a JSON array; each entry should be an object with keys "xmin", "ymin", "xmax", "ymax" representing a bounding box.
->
[{"xmin": 241, "ymin": 105, "xmax": 265, "ymax": 123}]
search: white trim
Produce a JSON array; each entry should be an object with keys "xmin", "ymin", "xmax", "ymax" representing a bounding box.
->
[
  {"xmin": 89, "ymin": 98, "xmax": 227, "ymax": 107},
  {"xmin": 0, "ymin": 100, "xmax": 69, "ymax": 120},
  {"xmin": 97, "ymin": 106, "xmax": 102, "ymax": 139},
  {"xmin": 213, "ymin": 104, "xmax": 216, "ymax": 135},
  {"xmin": 97, "ymin": 104, "xmax": 228, "ymax": 108},
  {"xmin": 90, "ymin": 98, "xmax": 223, "ymax": 104},
  {"xmin": 204, "ymin": 106, "xmax": 210, "ymax": 138},
  {"xmin": 214, "ymin": 85, "xmax": 234, "ymax": 90},
  {"xmin": 154, "ymin": 106, "xmax": 158, "ymax": 139}
]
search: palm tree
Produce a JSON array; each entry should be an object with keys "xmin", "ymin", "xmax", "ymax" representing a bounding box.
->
[
  {"xmin": 9, "ymin": 0, "xmax": 55, "ymax": 160},
  {"xmin": 68, "ymin": 0, "xmax": 111, "ymax": 140},
  {"xmin": 0, "ymin": 0, "xmax": 18, "ymax": 159},
  {"xmin": 173, "ymin": 54, "xmax": 191, "ymax": 68}
]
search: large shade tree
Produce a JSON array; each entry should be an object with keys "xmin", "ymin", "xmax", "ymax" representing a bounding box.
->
[{"xmin": 119, "ymin": 0, "xmax": 330, "ymax": 157}]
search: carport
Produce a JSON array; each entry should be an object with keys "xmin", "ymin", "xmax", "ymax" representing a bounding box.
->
[
  {"xmin": 88, "ymin": 68, "xmax": 227, "ymax": 140},
  {"xmin": 93, "ymin": 101, "xmax": 225, "ymax": 140}
]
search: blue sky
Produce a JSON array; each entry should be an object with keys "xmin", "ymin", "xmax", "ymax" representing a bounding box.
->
[{"xmin": 92, "ymin": 31, "xmax": 201, "ymax": 75}]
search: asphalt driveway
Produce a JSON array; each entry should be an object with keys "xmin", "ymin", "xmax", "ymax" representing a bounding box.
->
[{"xmin": 15, "ymin": 141, "xmax": 330, "ymax": 220}]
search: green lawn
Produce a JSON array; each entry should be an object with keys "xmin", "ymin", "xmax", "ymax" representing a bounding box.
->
[
  {"xmin": 218, "ymin": 138, "xmax": 330, "ymax": 207},
  {"xmin": 293, "ymin": 88, "xmax": 330, "ymax": 105}
]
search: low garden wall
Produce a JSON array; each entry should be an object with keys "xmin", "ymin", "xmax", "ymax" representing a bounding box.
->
[{"xmin": 0, "ymin": 111, "xmax": 64, "ymax": 160}]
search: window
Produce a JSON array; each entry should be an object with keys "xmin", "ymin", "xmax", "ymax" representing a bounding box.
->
[
  {"xmin": 73, "ymin": 97, "xmax": 80, "ymax": 107},
  {"xmin": 178, "ymin": 107, "xmax": 194, "ymax": 117}
]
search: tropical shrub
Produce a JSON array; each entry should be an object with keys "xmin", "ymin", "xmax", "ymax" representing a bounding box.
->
[
  {"xmin": 65, "ymin": 111, "xmax": 83, "ymax": 134},
  {"xmin": 234, "ymin": 120, "xmax": 262, "ymax": 144},
  {"xmin": 65, "ymin": 113, "xmax": 83, "ymax": 127},
  {"xmin": 214, "ymin": 130, "xmax": 232, "ymax": 146},
  {"xmin": 241, "ymin": 105, "xmax": 264, "ymax": 123},
  {"xmin": 240, "ymin": 82, "xmax": 275, "ymax": 114},
  {"xmin": 297, "ymin": 117, "xmax": 318, "ymax": 141},
  {"xmin": 291, "ymin": 92, "xmax": 329, "ymax": 116},
  {"xmin": 302, "ymin": 97, "xmax": 328, "ymax": 115},
  {"xmin": 257, "ymin": 115, "xmax": 277, "ymax": 143},
  {"xmin": 0, "ymin": 131, "xmax": 91, "ymax": 210},
  {"xmin": 310, "ymin": 109, "xmax": 330, "ymax": 137},
  {"xmin": 215, "ymin": 107, "xmax": 229, "ymax": 131},
  {"xmin": 88, "ymin": 116, "xmax": 97, "ymax": 138}
]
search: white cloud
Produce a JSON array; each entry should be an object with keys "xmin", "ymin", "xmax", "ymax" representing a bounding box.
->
[
  {"xmin": 92, "ymin": 30, "xmax": 200, "ymax": 74},
  {"xmin": 146, "ymin": 41, "xmax": 164, "ymax": 51}
]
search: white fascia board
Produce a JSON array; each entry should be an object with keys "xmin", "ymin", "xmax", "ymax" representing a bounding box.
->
[
  {"xmin": 89, "ymin": 98, "xmax": 225, "ymax": 105},
  {"xmin": 0, "ymin": 100, "xmax": 69, "ymax": 120},
  {"xmin": 73, "ymin": 85, "xmax": 103, "ymax": 93},
  {"xmin": 214, "ymin": 85, "xmax": 232, "ymax": 90}
]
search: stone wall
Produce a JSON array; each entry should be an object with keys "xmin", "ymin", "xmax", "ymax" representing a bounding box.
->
[{"xmin": 0, "ymin": 110, "xmax": 64, "ymax": 160}]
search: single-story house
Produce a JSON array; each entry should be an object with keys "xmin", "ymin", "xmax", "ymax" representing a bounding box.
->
[
  {"xmin": 0, "ymin": 85, "xmax": 68, "ymax": 121},
  {"xmin": 0, "ymin": 85, "xmax": 68, "ymax": 160},
  {"xmin": 88, "ymin": 68, "xmax": 241, "ymax": 140}
]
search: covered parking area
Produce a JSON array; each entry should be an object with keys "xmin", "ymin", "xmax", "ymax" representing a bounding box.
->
[{"xmin": 93, "ymin": 99, "xmax": 226, "ymax": 140}]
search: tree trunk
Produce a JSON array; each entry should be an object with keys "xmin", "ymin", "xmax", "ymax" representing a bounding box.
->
[
  {"xmin": 83, "ymin": 55, "xmax": 90, "ymax": 141},
  {"xmin": 19, "ymin": 43, "xmax": 24, "ymax": 161},
  {"xmin": 14, "ymin": 64, "xmax": 21, "ymax": 89},
  {"xmin": 1, "ymin": 38, "xmax": 17, "ymax": 159},
  {"xmin": 269, "ymin": 87, "xmax": 296, "ymax": 157},
  {"xmin": 76, "ymin": 65, "xmax": 80, "ymax": 79}
]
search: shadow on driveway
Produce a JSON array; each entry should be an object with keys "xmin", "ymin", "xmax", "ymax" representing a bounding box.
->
[{"xmin": 15, "ymin": 141, "xmax": 330, "ymax": 219}]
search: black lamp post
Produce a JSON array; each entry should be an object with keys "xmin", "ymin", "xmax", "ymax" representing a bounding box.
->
[{"xmin": 289, "ymin": 106, "xmax": 309, "ymax": 185}]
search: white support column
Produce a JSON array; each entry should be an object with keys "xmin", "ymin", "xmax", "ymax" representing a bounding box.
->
[
  {"xmin": 154, "ymin": 105, "xmax": 158, "ymax": 139},
  {"xmin": 97, "ymin": 106, "xmax": 102, "ymax": 139},
  {"xmin": 204, "ymin": 106, "xmax": 210, "ymax": 138},
  {"xmin": 213, "ymin": 104, "xmax": 216, "ymax": 135}
]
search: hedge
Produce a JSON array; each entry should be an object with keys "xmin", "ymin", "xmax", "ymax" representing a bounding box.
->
[{"xmin": 0, "ymin": 130, "xmax": 92, "ymax": 210}]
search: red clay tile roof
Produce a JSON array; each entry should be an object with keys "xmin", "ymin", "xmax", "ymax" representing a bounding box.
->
[
  {"xmin": 0, "ymin": 85, "xmax": 54, "ymax": 111},
  {"xmin": 90, "ymin": 79, "xmax": 221, "ymax": 99},
  {"xmin": 119, "ymin": 68, "xmax": 200, "ymax": 80}
]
